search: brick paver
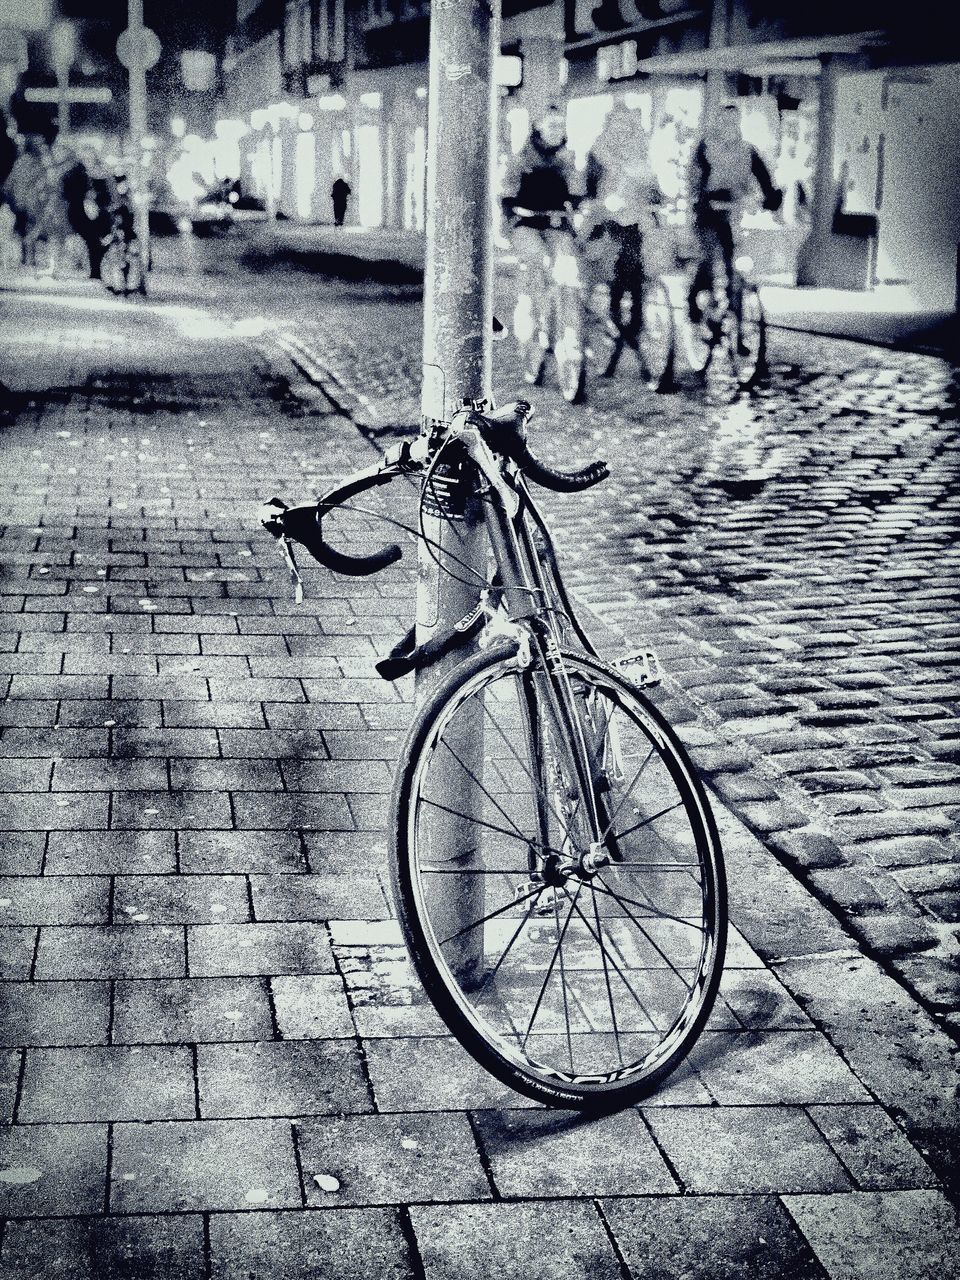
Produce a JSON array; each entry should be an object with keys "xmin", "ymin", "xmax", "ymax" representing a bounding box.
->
[{"xmin": 0, "ymin": 275, "xmax": 957, "ymax": 1277}]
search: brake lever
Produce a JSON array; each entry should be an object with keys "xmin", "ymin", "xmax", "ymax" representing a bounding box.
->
[{"xmin": 278, "ymin": 535, "xmax": 304, "ymax": 604}]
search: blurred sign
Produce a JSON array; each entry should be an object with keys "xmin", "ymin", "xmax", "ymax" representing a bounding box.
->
[
  {"xmin": 0, "ymin": 0, "xmax": 52, "ymax": 32},
  {"xmin": 24, "ymin": 85, "xmax": 113, "ymax": 103},
  {"xmin": 596, "ymin": 40, "xmax": 638, "ymax": 82},
  {"xmin": 116, "ymin": 25, "xmax": 161, "ymax": 72},
  {"xmin": 181, "ymin": 49, "xmax": 215, "ymax": 92}
]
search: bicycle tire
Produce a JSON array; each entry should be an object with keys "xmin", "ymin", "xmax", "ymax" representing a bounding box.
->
[
  {"xmin": 390, "ymin": 642, "xmax": 726, "ymax": 1109},
  {"xmin": 555, "ymin": 307, "xmax": 587, "ymax": 405},
  {"xmin": 637, "ymin": 277, "xmax": 675, "ymax": 392},
  {"xmin": 730, "ymin": 284, "xmax": 766, "ymax": 388}
]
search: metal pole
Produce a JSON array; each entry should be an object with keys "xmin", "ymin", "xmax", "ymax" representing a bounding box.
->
[
  {"xmin": 416, "ymin": 0, "xmax": 500, "ymax": 981},
  {"xmin": 127, "ymin": 0, "xmax": 150, "ymax": 273},
  {"xmin": 56, "ymin": 70, "xmax": 68, "ymax": 137}
]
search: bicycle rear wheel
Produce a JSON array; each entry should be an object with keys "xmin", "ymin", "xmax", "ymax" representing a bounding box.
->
[
  {"xmin": 390, "ymin": 643, "xmax": 726, "ymax": 1109},
  {"xmin": 730, "ymin": 283, "xmax": 766, "ymax": 387},
  {"xmin": 513, "ymin": 288, "xmax": 546, "ymax": 386}
]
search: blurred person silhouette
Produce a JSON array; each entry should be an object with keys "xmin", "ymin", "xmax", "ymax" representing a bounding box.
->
[
  {"xmin": 686, "ymin": 102, "xmax": 781, "ymax": 321},
  {"xmin": 6, "ymin": 135, "xmax": 57, "ymax": 271},
  {"xmin": 501, "ymin": 104, "xmax": 585, "ymax": 343},
  {"xmin": 581, "ymin": 105, "xmax": 664, "ymax": 347},
  {"xmin": 331, "ymin": 176, "xmax": 351, "ymax": 227}
]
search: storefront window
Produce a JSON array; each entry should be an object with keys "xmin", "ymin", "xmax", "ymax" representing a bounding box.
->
[
  {"xmin": 356, "ymin": 124, "xmax": 384, "ymax": 227},
  {"xmin": 296, "ymin": 130, "xmax": 315, "ymax": 220}
]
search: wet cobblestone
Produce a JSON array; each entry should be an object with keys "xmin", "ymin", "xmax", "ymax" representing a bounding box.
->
[{"xmin": 260, "ymin": 288, "xmax": 960, "ymax": 1025}]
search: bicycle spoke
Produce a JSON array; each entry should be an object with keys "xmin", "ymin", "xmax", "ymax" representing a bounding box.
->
[
  {"xmin": 420, "ymin": 796, "xmax": 565, "ymax": 860},
  {"xmin": 473, "ymin": 892, "xmax": 541, "ymax": 995},
  {"xmin": 521, "ymin": 880, "xmax": 582, "ymax": 1049},
  {"xmin": 563, "ymin": 885, "xmax": 651, "ymax": 1016},
  {"xmin": 552, "ymin": 886, "xmax": 575, "ymax": 1074},
  {"xmin": 608, "ymin": 800, "xmax": 684, "ymax": 845},
  {"xmin": 590, "ymin": 877, "xmax": 696, "ymax": 996},
  {"xmin": 437, "ymin": 883, "xmax": 543, "ymax": 948},
  {"xmin": 420, "ymin": 867, "xmax": 531, "ymax": 875},
  {"xmin": 591, "ymin": 878, "xmax": 624, "ymax": 1066},
  {"xmin": 615, "ymin": 862, "xmax": 701, "ymax": 870},
  {"xmin": 590, "ymin": 876, "xmax": 706, "ymax": 936},
  {"xmin": 476, "ymin": 685, "xmax": 573, "ymax": 845},
  {"xmin": 598, "ymin": 743, "xmax": 656, "ymax": 843},
  {"xmin": 439, "ymin": 737, "xmax": 530, "ymax": 845}
]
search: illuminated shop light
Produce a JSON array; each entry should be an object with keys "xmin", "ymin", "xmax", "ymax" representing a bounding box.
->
[
  {"xmin": 495, "ymin": 55, "xmax": 522, "ymax": 88},
  {"xmin": 215, "ymin": 118, "xmax": 249, "ymax": 140}
]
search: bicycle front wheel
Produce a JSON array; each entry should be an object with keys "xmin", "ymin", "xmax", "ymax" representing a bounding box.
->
[
  {"xmin": 637, "ymin": 277, "xmax": 675, "ymax": 391},
  {"xmin": 390, "ymin": 644, "xmax": 726, "ymax": 1109}
]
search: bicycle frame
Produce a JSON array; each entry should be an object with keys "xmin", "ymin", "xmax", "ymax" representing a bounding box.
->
[{"xmin": 462, "ymin": 430, "xmax": 614, "ymax": 873}]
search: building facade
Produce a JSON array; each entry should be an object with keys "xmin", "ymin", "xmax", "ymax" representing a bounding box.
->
[{"xmin": 216, "ymin": 0, "xmax": 960, "ymax": 302}]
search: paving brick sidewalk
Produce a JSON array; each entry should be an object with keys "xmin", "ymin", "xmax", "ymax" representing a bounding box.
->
[{"xmin": 0, "ymin": 281, "xmax": 958, "ymax": 1279}]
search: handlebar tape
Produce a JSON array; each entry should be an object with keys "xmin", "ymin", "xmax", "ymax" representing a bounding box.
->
[
  {"xmin": 519, "ymin": 452, "xmax": 609, "ymax": 493},
  {"xmin": 474, "ymin": 406, "xmax": 608, "ymax": 493},
  {"xmin": 264, "ymin": 473, "xmax": 403, "ymax": 578}
]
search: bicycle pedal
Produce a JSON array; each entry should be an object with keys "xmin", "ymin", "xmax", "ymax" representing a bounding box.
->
[
  {"xmin": 611, "ymin": 648, "xmax": 661, "ymax": 687},
  {"xmin": 533, "ymin": 887, "xmax": 560, "ymax": 916}
]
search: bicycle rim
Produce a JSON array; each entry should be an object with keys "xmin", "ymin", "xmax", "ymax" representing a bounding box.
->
[
  {"xmin": 731, "ymin": 286, "xmax": 766, "ymax": 387},
  {"xmin": 391, "ymin": 645, "xmax": 726, "ymax": 1108},
  {"xmin": 637, "ymin": 279, "xmax": 674, "ymax": 391}
]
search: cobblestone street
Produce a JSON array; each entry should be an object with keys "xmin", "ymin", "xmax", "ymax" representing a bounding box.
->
[
  {"xmin": 243, "ymin": 268, "xmax": 960, "ymax": 1026},
  {"xmin": 0, "ymin": 271, "xmax": 958, "ymax": 1278}
]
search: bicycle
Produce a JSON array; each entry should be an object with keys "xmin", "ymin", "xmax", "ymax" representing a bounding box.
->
[
  {"xmin": 262, "ymin": 398, "xmax": 726, "ymax": 1108},
  {"xmin": 100, "ymin": 202, "xmax": 146, "ymax": 297},
  {"xmin": 580, "ymin": 213, "xmax": 675, "ymax": 394},
  {"xmin": 683, "ymin": 198, "xmax": 766, "ymax": 390},
  {"xmin": 512, "ymin": 209, "xmax": 674, "ymax": 403}
]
